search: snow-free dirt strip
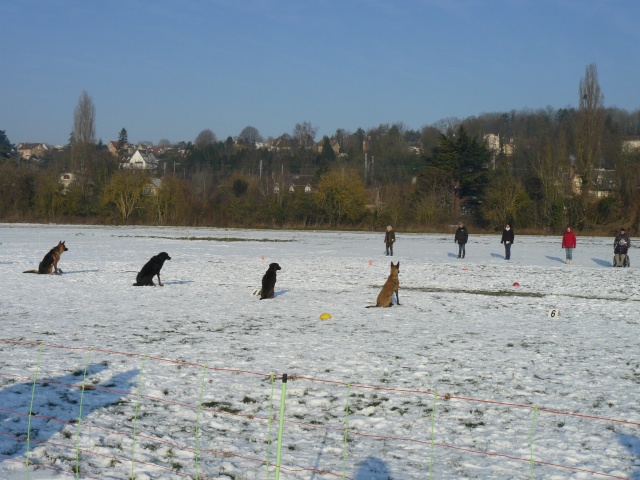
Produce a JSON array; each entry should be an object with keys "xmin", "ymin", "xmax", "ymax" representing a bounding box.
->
[{"xmin": 0, "ymin": 224, "xmax": 638, "ymax": 479}]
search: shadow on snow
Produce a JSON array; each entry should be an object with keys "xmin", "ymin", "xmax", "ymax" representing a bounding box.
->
[
  {"xmin": 0, "ymin": 364, "xmax": 138, "ymax": 464},
  {"xmin": 618, "ymin": 434, "xmax": 640, "ymax": 480}
]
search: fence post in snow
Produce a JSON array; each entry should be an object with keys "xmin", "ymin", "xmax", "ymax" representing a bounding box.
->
[
  {"xmin": 74, "ymin": 347, "xmax": 93, "ymax": 478},
  {"xmin": 342, "ymin": 383, "xmax": 351, "ymax": 478},
  {"xmin": 195, "ymin": 364, "xmax": 208, "ymax": 480},
  {"xmin": 429, "ymin": 393, "xmax": 438, "ymax": 479},
  {"xmin": 529, "ymin": 406, "xmax": 538, "ymax": 479},
  {"xmin": 129, "ymin": 354, "xmax": 147, "ymax": 480},
  {"xmin": 275, "ymin": 373, "xmax": 288, "ymax": 480},
  {"xmin": 26, "ymin": 341, "xmax": 44, "ymax": 479}
]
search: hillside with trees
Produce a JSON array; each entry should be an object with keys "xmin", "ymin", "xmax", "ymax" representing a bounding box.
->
[{"xmin": 1, "ymin": 65, "xmax": 640, "ymax": 234}]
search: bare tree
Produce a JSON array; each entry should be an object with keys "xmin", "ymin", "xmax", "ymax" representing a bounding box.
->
[
  {"xmin": 71, "ymin": 90, "xmax": 96, "ymax": 175},
  {"xmin": 432, "ymin": 117, "xmax": 461, "ymax": 135},
  {"xmin": 575, "ymin": 63, "xmax": 605, "ymax": 199},
  {"xmin": 195, "ymin": 129, "xmax": 217, "ymax": 148},
  {"xmin": 238, "ymin": 126, "xmax": 262, "ymax": 146},
  {"xmin": 158, "ymin": 138, "xmax": 171, "ymax": 147},
  {"xmin": 292, "ymin": 121, "xmax": 318, "ymax": 149}
]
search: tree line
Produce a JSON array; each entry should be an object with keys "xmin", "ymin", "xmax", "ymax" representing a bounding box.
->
[{"xmin": 1, "ymin": 64, "xmax": 639, "ymax": 234}]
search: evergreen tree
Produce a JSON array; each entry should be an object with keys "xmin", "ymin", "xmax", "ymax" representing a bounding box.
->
[
  {"xmin": 316, "ymin": 136, "xmax": 336, "ymax": 176},
  {"xmin": 424, "ymin": 125, "xmax": 490, "ymax": 217},
  {"xmin": 0, "ymin": 130, "xmax": 14, "ymax": 158},
  {"xmin": 118, "ymin": 128, "xmax": 129, "ymax": 156}
]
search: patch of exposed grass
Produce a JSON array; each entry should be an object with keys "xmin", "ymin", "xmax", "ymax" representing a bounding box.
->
[
  {"xmin": 201, "ymin": 401, "xmax": 241, "ymax": 414},
  {"xmin": 404, "ymin": 286, "xmax": 544, "ymax": 298},
  {"xmin": 118, "ymin": 235, "xmax": 295, "ymax": 243}
]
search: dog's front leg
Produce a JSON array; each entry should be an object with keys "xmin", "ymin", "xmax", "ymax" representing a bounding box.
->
[
  {"xmin": 395, "ymin": 289, "xmax": 400, "ymax": 305},
  {"xmin": 157, "ymin": 274, "xmax": 163, "ymax": 286}
]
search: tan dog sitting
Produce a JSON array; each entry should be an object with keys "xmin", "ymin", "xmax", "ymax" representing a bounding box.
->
[
  {"xmin": 23, "ymin": 241, "xmax": 68, "ymax": 275},
  {"xmin": 367, "ymin": 262, "xmax": 400, "ymax": 308}
]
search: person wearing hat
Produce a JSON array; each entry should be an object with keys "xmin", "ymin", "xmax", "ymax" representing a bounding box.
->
[
  {"xmin": 561, "ymin": 226, "xmax": 577, "ymax": 264},
  {"xmin": 384, "ymin": 225, "xmax": 396, "ymax": 256},
  {"xmin": 614, "ymin": 228, "xmax": 630, "ymax": 267}
]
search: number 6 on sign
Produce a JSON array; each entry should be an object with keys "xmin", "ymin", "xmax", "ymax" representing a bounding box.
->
[{"xmin": 548, "ymin": 309, "xmax": 560, "ymax": 318}]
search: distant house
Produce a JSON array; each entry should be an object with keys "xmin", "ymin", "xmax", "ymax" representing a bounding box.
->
[
  {"xmin": 143, "ymin": 178, "xmax": 162, "ymax": 196},
  {"xmin": 148, "ymin": 145, "xmax": 172, "ymax": 157},
  {"xmin": 59, "ymin": 172, "xmax": 76, "ymax": 190},
  {"xmin": 288, "ymin": 183, "xmax": 313, "ymax": 193},
  {"xmin": 123, "ymin": 149, "xmax": 158, "ymax": 170},
  {"xmin": 408, "ymin": 142, "xmax": 422, "ymax": 155},
  {"xmin": 484, "ymin": 134, "xmax": 515, "ymax": 156},
  {"xmin": 622, "ymin": 136, "xmax": 640, "ymax": 154},
  {"xmin": 316, "ymin": 139, "xmax": 341, "ymax": 155},
  {"xmin": 270, "ymin": 136, "xmax": 294, "ymax": 152},
  {"xmin": 107, "ymin": 141, "xmax": 121, "ymax": 156},
  {"xmin": 109, "ymin": 141, "xmax": 136, "ymax": 158},
  {"xmin": 570, "ymin": 167, "xmax": 616, "ymax": 198},
  {"xmin": 17, "ymin": 143, "xmax": 48, "ymax": 160}
]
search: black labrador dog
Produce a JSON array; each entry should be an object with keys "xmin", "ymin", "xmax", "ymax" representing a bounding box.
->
[
  {"xmin": 260, "ymin": 263, "xmax": 281, "ymax": 299},
  {"xmin": 133, "ymin": 252, "xmax": 171, "ymax": 286}
]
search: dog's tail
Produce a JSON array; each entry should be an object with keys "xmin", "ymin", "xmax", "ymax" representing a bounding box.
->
[{"xmin": 23, "ymin": 269, "xmax": 39, "ymax": 274}]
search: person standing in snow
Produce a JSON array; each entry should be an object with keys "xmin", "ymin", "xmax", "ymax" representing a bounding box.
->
[
  {"xmin": 500, "ymin": 223, "xmax": 515, "ymax": 260},
  {"xmin": 454, "ymin": 222, "xmax": 468, "ymax": 258},
  {"xmin": 614, "ymin": 227, "xmax": 630, "ymax": 267},
  {"xmin": 561, "ymin": 226, "xmax": 577, "ymax": 264},
  {"xmin": 384, "ymin": 225, "xmax": 396, "ymax": 256}
]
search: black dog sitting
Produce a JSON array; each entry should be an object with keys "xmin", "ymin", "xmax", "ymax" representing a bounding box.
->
[
  {"xmin": 260, "ymin": 263, "xmax": 281, "ymax": 299},
  {"xmin": 133, "ymin": 252, "xmax": 171, "ymax": 286}
]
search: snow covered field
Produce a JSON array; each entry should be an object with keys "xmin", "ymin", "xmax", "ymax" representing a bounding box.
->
[{"xmin": 0, "ymin": 223, "xmax": 638, "ymax": 480}]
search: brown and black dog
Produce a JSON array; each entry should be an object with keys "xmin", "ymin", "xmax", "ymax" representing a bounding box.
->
[
  {"xmin": 133, "ymin": 252, "xmax": 171, "ymax": 286},
  {"xmin": 366, "ymin": 261, "xmax": 400, "ymax": 308},
  {"xmin": 23, "ymin": 241, "xmax": 68, "ymax": 275}
]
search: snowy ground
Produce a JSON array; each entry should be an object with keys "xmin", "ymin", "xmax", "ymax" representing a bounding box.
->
[{"xmin": 0, "ymin": 223, "xmax": 638, "ymax": 480}]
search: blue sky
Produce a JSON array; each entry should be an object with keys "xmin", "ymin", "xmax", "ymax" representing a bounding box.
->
[{"xmin": 2, "ymin": 0, "xmax": 639, "ymax": 146}]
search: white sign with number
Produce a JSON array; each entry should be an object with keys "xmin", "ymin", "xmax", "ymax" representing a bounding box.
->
[{"xmin": 548, "ymin": 309, "xmax": 560, "ymax": 318}]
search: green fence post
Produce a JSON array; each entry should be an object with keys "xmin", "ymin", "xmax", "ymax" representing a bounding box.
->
[
  {"xmin": 130, "ymin": 354, "xmax": 147, "ymax": 480},
  {"xmin": 529, "ymin": 406, "xmax": 538, "ymax": 479},
  {"xmin": 195, "ymin": 365, "xmax": 207, "ymax": 480},
  {"xmin": 342, "ymin": 383, "xmax": 351, "ymax": 478},
  {"xmin": 266, "ymin": 373, "xmax": 275, "ymax": 480},
  {"xmin": 274, "ymin": 374, "xmax": 288, "ymax": 480},
  {"xmin": 74, "ymin": 347, "xmax": 93, "ymax": 478},
  {"xmin": 429, "ymin": 393, "xmax": 438, "ymax": 479},
  {"xmin": 26, "ymin": 342, "xmax": 44, "ymax": 480}
]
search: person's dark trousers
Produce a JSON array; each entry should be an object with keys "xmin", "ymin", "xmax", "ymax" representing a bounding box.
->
[{"xmin": 504, "ymin": 243, "xmax": 511, "ymax": 260}]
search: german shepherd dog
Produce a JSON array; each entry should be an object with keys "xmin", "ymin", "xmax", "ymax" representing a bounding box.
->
[
  {"xmin": 260, "ymin": 263, "xmax": 281, "ymax": 299},
  {"xmin": 366, "ymin": 262, "xmax": 400, "ymax": 308},
  {"xmin": 23, "ymin": 241, "xmax": 68, "ymax": 275},
  {"xmin": 133, "ymin": 252, "xmax": 171, "ymax": 286}
]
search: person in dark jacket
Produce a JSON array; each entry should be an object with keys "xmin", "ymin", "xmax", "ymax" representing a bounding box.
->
[
  {"xmin": 561, "ymin": 226, "xmax": 577, "ymax": 264},
  {"xmin": 614, "ymin": 228, "xmax": 630, "ymax": 267},
  {"xmin": 454, "ymin": 222, "xmax": 468, "ymax": 258},
  {"xmin": 500, "ymin": 224, "xmax": 515, "ymax": 260},
  {"xmin": 384, "ymin": 225, "xmax": 396, "ymax": 256}
]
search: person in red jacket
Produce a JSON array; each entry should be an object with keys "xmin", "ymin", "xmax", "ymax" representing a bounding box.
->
[{"xmin": 561, "ymin": 226, "xmax": 577, "ymax": 264}]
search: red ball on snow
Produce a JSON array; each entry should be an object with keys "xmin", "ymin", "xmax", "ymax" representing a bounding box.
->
[{"xmin": 512, "ymin": 282, "xmax": 520, "ymax": 287}]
